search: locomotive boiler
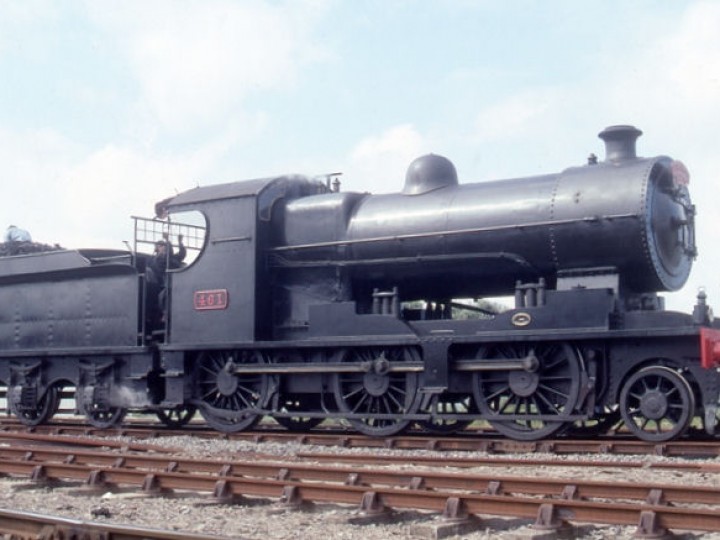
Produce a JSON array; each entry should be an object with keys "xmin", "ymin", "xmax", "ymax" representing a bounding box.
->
[
  {"xmin": 1, "ymin": 124, "xmax": 719, "ymax": 444},
  {"xmin": 277, "ymin": 125, "xmax": 695, "ymax": 313}
]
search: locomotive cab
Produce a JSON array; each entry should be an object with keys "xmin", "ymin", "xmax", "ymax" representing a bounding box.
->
[
  {"xmin": 131, "ymin": 214, "xmax": 207, "ymax": 340},
  {"xmin": 154, "ymin": 176, "xmax": 328, "ymax": 346}
]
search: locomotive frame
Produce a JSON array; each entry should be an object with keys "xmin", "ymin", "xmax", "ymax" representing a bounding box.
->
[{"xmin": 1, "ymin": 124, "xmax": 719, "ymax": 442}]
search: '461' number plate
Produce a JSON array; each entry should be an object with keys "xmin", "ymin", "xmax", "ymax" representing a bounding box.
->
[{"xmin": 193, "ymin": 289, "xmax": 228, "ymax": 311}]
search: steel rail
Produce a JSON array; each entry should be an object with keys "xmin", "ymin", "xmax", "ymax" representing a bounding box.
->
[
  {"xmin": 0, "ymin": 507, "xmax": 228, "ymax": 540},
  {"xmin": 0, "ymin": 440, "xmax": 714, "ymax": 482},
  {"xmin": 296, "ymin": 450, "xmax": 720, "ymax": 473},
  {"xmin": 0, "ymin": 429, "xmax": 178, "ymax": 453}
]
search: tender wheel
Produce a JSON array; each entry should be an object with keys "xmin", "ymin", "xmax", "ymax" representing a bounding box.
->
[
  {"xmin": 417, "ymin": 393, "xmax": 475, "ymax": 434},
  {"xmin": 332, "ymin": 347, "xmax": 421, "ymax": 437},
  {"xmin": 473, "ymin": 342, "xmax": 581, "ymax": 441},
  {"xmin": 10, "ymin": 385, "xmax": 60, "ymax": 426},
  {"xmin": 619, "ymin": 366, "xmax": 695, "ymax": 442},
  {"xmin": 195, "ymin": 350, "xmax": 272, "ymax": 433},
  {"xmin": 274, "ymin": 394, "xmax": 323, "ymax": 431},
  {"xmin": 155, "ymin": 406, "xmax": 197, "ymax": 428},
  {"xmin": 75, "ymin": 387, "xmax": 127, "ymax": 429}
]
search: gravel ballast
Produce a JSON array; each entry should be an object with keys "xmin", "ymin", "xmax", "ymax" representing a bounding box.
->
[{"xmin": 2, "ymin": 434, "xmax": 720, "ymax": 539}]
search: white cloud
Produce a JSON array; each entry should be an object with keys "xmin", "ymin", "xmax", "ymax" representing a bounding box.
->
[
  {"xmin": 0, "ymin": 127, "xmax": 82, "ymax": 241},
  {"xmin": 0, "ymin": 1, "xmax": 60, "ymax": 57},
  {"xmin": 472, "ymin": 88, "xmax": 561, "ymax": 143},
  {"xmin": 650, "ymin": 2, "xmax": 720, "ymax": 111},
  {"xmin": 465, "ymin": 2, "xmax": 720, "ymax": 167},
  {"xmin": 345, "ymin": 124, "xmax": 429, "ymax": 193},
  {"xmin": 56, "ymin": 137, "xmax": 255, "ymax": 250},
  {"xmin": 0, "ymin": 0, "xmax": 333, "ymax": 250},
  {"xmin": 85, "ymin": 0, "xmax": 330, "ymax": 134},
  {"xmin": 588, "ymin": 2, "xmax": 720, "ymax": 141},
  {"xmin": 0, "ymin": 126, "xmax": 220, "ymax": 250}
]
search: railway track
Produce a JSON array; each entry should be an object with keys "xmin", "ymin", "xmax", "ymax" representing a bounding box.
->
[
  {"xmin": 2, "ymin": 441, "xmax": 719, "ymax": 505},
  {"xmin": 297, "ymin": 450, "xmax": 720, "ymax": 472},
  {"xmin": 0, "ymin": 508, "xmax": 227, "ymax": 540},
  {"xmin": 0, "ymin": 430, "xmax": 715, "ymax": 476},
  {"xmin": 0, "ymin": 432, "xmax": 719, "ymax": 537},
  {"xmin": 3, "ymin": 417, "xmax": 720, "ymax": 458}
]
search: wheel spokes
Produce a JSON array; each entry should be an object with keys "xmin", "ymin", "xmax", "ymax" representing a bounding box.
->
[
  {"xmin": 473, "ymin": 342, "xmax": 582, "ymax": 441},
  {"xmin": 619, "ymin": 366, "xmax": 695, "ymax": 442},
  {"xmin": 195, "ymin": 351, "xmax": 271, "ymax": 433},
  {"xmin": 332, "ymin": 347, "xmax": 420, "ymax": 437}
]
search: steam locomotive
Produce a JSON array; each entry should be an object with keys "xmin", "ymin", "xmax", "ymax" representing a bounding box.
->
[{"xmin": 1, "ymin": 124, "xmax": 719, "ymax": 442}]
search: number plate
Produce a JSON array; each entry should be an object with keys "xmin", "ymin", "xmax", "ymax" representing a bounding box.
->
[{"xmin": 193, "ymin": 289, "xmax": 229, "ymax": 311}]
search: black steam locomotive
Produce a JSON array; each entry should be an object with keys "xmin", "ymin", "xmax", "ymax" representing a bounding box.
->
[{"xmin": 2, "ymin": 125, "xmax": 719, "ymax": 442}]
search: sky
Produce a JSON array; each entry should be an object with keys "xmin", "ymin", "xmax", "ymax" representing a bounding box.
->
[{"xmin": 1, "ymin": 0, "xmax": 719, "ymax": 312}]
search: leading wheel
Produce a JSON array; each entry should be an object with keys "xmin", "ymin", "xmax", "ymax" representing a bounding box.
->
[
  {"xmin": 195, "ymin": 350, "xmax": 272, "ymax": 433},
  {"xmin": 10, "ymin": 385, "xmax": 60, "ymax": 426},
  {"xmin": 473, "ymin": 342, "xmax": 581, "ymax": 441},
  {"xmin": 619, "ymin": 366, "xmax": 695, "ymax": 442},
  {"xmin": 332, "ymin": 347, "xmax": 421, "ymax": 437}
]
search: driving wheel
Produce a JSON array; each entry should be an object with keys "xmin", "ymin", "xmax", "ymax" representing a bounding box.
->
[
  {"xmin": 332, "ymin": 347, "xmax": 421, "ymax": 437},
  {"xmin": 473, "ymin": 342, "xmax": 581, "ymax": 440},
  {"xmin": 195, "ymin": 350, "xmax": 273, "ymax": 433}
]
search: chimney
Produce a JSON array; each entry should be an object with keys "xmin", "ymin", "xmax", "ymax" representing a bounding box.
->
[{"xmin": 598, "ymin": 125, "xmax": 642, "ymax": 162}]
